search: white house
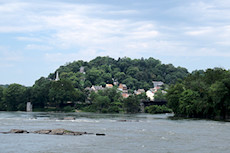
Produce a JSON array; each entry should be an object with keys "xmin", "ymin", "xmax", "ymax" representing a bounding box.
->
[{"xmin": 146, "ymin": 90, "xmax": 155, "ymax": 101}]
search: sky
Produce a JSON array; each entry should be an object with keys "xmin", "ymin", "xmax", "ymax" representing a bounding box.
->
[{"xmin": 1, "ymin": 0, "xmax": 230, "ymax": 86}]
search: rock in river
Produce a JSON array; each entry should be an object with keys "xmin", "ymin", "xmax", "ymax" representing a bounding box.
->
[
  {"xmin": 1, "ymin": 129, "xmax": 105, "ymax": 136},
  {"xmin": 9, "ymin": 129, "xmax": 29, "ymax": 133},
  {"xmin": 34, "ymin": 129, "xmax": 51, "ymax": 134}
]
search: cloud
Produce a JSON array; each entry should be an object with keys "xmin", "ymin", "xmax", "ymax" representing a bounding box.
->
[
  {"xmin": 185, "ymin": 27, "xmax": 213, "ymax": 36},
  {"xmin": 25, "ymin": 44, "xmax": 53, "ymax": 51},
  {"xmin": 0, "ymin": 46, "xmax": 24, "ymax": 62},
  {"xmin": 0, "ymin": 2, "xmax": 28, "ymax": 13},
  {"xmin": 1, "ymin": 0, "xmax": 230, "ymax": 65},
  {"xmin": 107, "ymin": 10, "xmax": 139, "ymax": 15},
  {"xmin": 44, "ymin": 49, "xmax": 97, "ymax": 63},
  {"xmin": 0, "ymin": 26, "xmax": 42, "ymax": 33},
  {"xmin": 2, "ymin": 0, "xmax": 230, "ymax": 86},
  {"xmin": 0, "ymin": 1, "xmax": 160, "ymax": 54},
  {"xmin": 16, "ymin": 37, "xmax": 42, "ymax": 42},
  {"xmin": 183, "ymin": 25, "xmax": 230, "ymax": 48},
  {"xmin": 167, "ymin": 1, "xmax": 230, "ymax": 22}
]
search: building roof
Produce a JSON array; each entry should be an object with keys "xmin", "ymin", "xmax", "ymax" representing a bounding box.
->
[
  {"xmin": 118, "ymin": 84, "xmax": 127, "ymax": 90},
  {"xmin": 91, "ymin": 85, "xmax": 104, "ymax": 91},
  {"xmin": 137, "ymin": 89, "xmax": 145, "ymax": 92},
  {"xmin": 106, "ymin": 84, "xmax": 113, "ymax": 88},
  {"xmin": 135, "ymin": 89, "xmax": 145, "ymax": 95},
  {"xmin": 122, "ymin": 93, "xmax": 129, "ymax": 98},
  {"xmin": 152, "ymin": 81, "xmax": 164, "ymax": 88}
]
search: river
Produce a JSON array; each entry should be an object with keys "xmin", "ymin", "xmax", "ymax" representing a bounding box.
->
[{"xmin": 0, "ymin": 112, "xmax": 229, "ymax": 153}]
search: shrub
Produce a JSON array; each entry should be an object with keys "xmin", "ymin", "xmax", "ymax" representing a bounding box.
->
[
  {"xmin": 62, "ymin": 106, "xmax": 75, "ymax": 112},
  {"xmin": 145, "ymin": 105, "xmax": 172, "ymax": 114}
]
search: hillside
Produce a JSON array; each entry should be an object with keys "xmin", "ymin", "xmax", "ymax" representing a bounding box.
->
[
  {"xmin": 0, "ymin": 84, "xmax": 9, "ymax": 88},
  {"xmin": 0, "ymin": 56, "xmax": 188, "ymax": 112},
  {"xmin": 48, "ymin": 56, "xmax": 188, "ymax": 90}
]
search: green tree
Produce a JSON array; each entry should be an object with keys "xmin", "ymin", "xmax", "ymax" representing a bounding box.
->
[
  {"xmin": 0, "ymin": 86, "xmax": 5, "ymax": 110},
  {"xmin": 126, "ymin": 66, "xmax": 139, "ymax": 76},
  {"xmin": 166, "ymin": 68, "xmax": 230, "ymax": 119},
  {"xmin": 123, "ymin": 95, "xmax": 140, "ymax": 113},
  {"xmin": 117, "ymin": 57, "xmax": 132, "ymax": 72},
  {"xmin": 74, "ymin": 89, "xmax": 87, "ymax": 102},
  {"xmin": 166, "ymin": 83, "xmax": 184, "ymax": 114},
  {"xmin": 86, "ymin": 68, "xmax": 102, "ymax": 85},
  {"xmin": 114, "ymin": 72, "xmax": 126, "ymax": 82},
  {"xmin": 87, "ymin": 88, "xmax": 123, "ymax": 113},
  {"xmin": 179, "ymin": 89, "xmax": 200, "ymax": 117},
  {"xmin": 93, "ymin": 95, "xmax": 110, "ymax": 113},
  {"xmin": 102, "ymin": 73, "xmax": 113, "ymax": 84},
  {"xmin": 49, "ymin": 79, "xmax": 77, "ymax": 108},
  {"xmin": 31, "ymin": 77, "xmax": 51, "ymax": 108},
  {"xmin": 84, "ymin": 80, "xmax": 92, "ymax": 88},
  {"xmin": 154, "ymin": 89, "xmax": 166, "ymax": 101},
  {"xmin": 145, "ymin": 105, "xmax": 172, "ymax": 114},
  {"xmin": 209, "ymin": 79, "xmax": 230, "ymax": 119},
  {"xmin": 0, "ymin": 86, "xmax": 3, "ymax": 101},
  {"xmin": 122, "ymin": 77, "xmax": 139, "ymax": 90},
  {"xmin": 3, "ymin": 84, "xmax": 27, "ymax": 111}
]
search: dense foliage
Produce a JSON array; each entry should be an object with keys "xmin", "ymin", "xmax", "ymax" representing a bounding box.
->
[
  {"xmin": 48, "ymin": 56, "xmax": 188, "ymax": 90},
  {"xmin": 1, "ymin": 84, "xmax": 27, "ymax": 111},
  {"xmin": 145, "ymin": 105, "xmax": 172, "ymax": 114},
  {"xmin": 82, "ymin": 88, "xmax": 144, "ymax": 113},
  {"xmin": 0, "ymin": 56, "xmax": 187, "ymax": 113},
  {"xmin": 167, "ymin": 68, "xmax": 230, "ymax": 119},
  {"xmin": 83, "ymin": 87, "xmax": 123, "ymax": 113}
]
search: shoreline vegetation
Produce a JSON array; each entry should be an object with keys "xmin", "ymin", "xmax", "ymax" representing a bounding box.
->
[
  {"xmin": 0, "ymin": 56, "xmax": 230, "ymax": 120},
  {"xmin": 167, "ymin": 68, "xmax": 230, "ymax": 120}
]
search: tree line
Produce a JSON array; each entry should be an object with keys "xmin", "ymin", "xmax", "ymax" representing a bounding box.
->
[
  {"xmin": 0, "ymin": 79, "xmax": 147, "ymax": 113},
  {"xmin": 166, "ymin": 68, "xmax": 230, "ymax": 120},
  {"xmin": 0, "ymin": 56, "xmax": 187, "ymax": 113}
]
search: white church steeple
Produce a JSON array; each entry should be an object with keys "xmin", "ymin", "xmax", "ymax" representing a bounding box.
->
[{"xmin": 55, "ymin": 71, "xmax": 60, "ymax": 81}]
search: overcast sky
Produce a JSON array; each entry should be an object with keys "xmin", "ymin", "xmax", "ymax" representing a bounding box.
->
[{"xmin": 1, "ymin": 0, "xmax": 230, "ymax": 86}]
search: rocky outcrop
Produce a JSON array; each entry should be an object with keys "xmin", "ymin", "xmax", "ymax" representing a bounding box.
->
[
  {"xmin": 0, "ymin": 129, "xmax": 29, "ymax": 134},
  {"xmin": 1, "ymin": 129, "xmax": 105, "ymax": 136},
  {"xmin": 63, "ymin": 117, "xmax": 75, "ymax": 120},
  {"xmin": 34, "ymin": 129, "xmax": 88, "ymax": 135},
  {"xmin": 10, "ymin": 129, "xmax": 29, "ymax": 133},
  {"xmin": 34, "ymin": 129, "xmax": 51, "ymax": 134}
]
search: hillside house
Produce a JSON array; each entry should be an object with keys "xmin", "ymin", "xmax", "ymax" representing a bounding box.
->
[
  {"xmin": 118, "ymin": 84, "xmax": 127, "ymax": 91},
  {"xmin": 152, "ymin": 81, "xmax": 164, "ymax": 88},
  {"xmin": 118, "ymin": 84, "xmax": 129, "ymax": 98},
  {"xmin": 79, "ymin": 66, "xmax": 85, "ymax": 74},
  {"xmin": 106, "ymin": 84, "xmax": 113, "ymax": 88},
  {"xmin": 91, "ymin": 85, "xmax": 104, "ymax": 92},
  {"xmin": 146, "ymin": 89, "xmax": 155, "ymax": 101},
  {"xmin": 135, "ymin": 89, "xmax": 145, "ymax": 95}
]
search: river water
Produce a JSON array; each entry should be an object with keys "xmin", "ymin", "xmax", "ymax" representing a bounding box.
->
[{"xmin": 0, "ymin": 112, "xmax": 229, "ymax": 153}]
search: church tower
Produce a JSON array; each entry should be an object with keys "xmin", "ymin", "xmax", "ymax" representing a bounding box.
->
[{"xmin": 55, "ymin": 71, "xmax": 60, "ymax": 81}]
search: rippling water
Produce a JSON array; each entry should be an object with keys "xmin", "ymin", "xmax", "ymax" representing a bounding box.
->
[{"xmin": 0, "ymin": 112, "xmax": 229, "ymax": 153}]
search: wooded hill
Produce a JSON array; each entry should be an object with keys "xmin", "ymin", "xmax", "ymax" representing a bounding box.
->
[
  {"xmin": 0, "ymin": 56, "xmax": 188, "ymax": 112},
  {"xmin": 48, "ymin": 56, "xmax": 188, "ymax": 91}
]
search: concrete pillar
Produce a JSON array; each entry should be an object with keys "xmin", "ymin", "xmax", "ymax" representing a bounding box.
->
[
  {"xmin": 140, "ymin": 102, "xmax": 145, "ymax": 113},
  {"xmin": 26, "ymin": 102, "xmax": 32, "ymax": 112}
]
